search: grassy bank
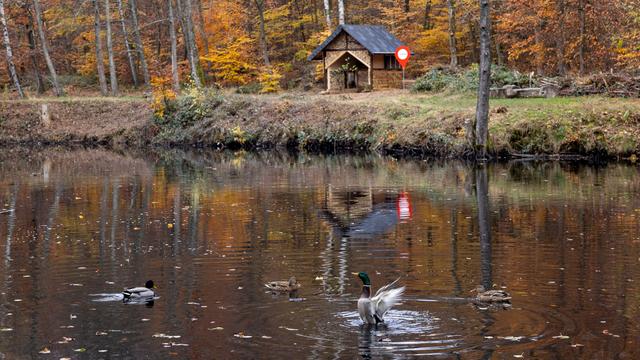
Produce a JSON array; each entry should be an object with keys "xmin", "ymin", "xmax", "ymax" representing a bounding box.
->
[{"xmin": 1, "ymin": 91, "xmax": 639, "ymax": 159}]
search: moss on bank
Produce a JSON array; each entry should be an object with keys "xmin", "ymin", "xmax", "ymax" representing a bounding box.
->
[{"xmin": 1, "ymin": 91, "xmax": 639, "ymax": 159}]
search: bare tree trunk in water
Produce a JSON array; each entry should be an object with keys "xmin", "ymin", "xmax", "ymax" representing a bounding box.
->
[
  {"xmin": 555, "ymin": 0, "xmax": 566, "ymax": 75},
  {"xmin": 254, "ymin": 0, "xmax": 271, "ymax": 67},
  {"xmin": 92, "ymin": 0, "xmax": 108, "ymax": 95},
  {"xmin": 116, "ymin": 0, "xmax": 138, "ymax": 87},
  {"xmin": 323, "ymin": 0, "xmax": 331, "ymax": 29},
  {"xmin": 338, "ymin": 0, "xmax": 345, "ymax": 25},
  {"xmin": 105, "ymin": 0, "xmax": 118, "ymax": 95},
  {"xmin": 447, "ymin": 0, "xmax": 458, "ymax": 68},
  {"xmin": 578, "ymin": 0, "xmax": 586, "ymax": 75},
  {"xmin": 129, "ymin": 0, "xmax": 150, "ymax": 86},
  {"xmin": 475, "ymin": 166, "xmax": 492, "ymax": 289},
  {"xmin": 32, "ymin": 0, "xmax": 63, "ymax": 96},
  {"xmin": 0, "ymin": 0, "xmax": 24, "ymax": 98},
  {"xmin": 423, "ymin": 0, "xmax": 432, "ymax": 29},
  {"xmin": 168, "ymin": 0, "xmax": 180, "ymax": 92},
  {"xmin": 183, "ymin": 0, "xmax": 202, "ymax": 87},
  {"xmin": 475, "ymin": 0, "xmax": 491, "ymax": 159}
]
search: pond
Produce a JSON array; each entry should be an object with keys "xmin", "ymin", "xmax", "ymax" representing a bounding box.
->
[{"xmin": 0, "ymin": 148, "xmax": 639, "ymax": 359}]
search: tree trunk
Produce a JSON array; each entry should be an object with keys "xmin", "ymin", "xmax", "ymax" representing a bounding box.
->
[
  {"xmin": 475, "ymin": 0, "xmax": 491, "ymax": 159},
  {"xmin": 255, "ymin": 0, "xmax": 271, "ymax": 67},
  {"xmin": 0, "ymin": 0, "xmax": 24, "ymax": 98},
  {"xmin": 92, "ymin": 0, "xmax": 108, "ymax": 95},
  {"xmin": 555, "ymin": 0, "xmax": 566, "ymax": 75},
  {"xmin": 175, "ymin": 0, "xmax": 189, "ymax": 62},
  {"xmin": 129, "ymin": 0, "xmax": 150, "ymax": 86},
  {"xmin": 183, "ymin": 0, "xmax": 202, "ymax": 87},
  {"xmin": 116, "ymin": 0, "xmax": 138, "ymax": 87},
  {"xmin": 535, "ymin": 19, "xmax": 544, "ymax": 75},
  {"xmin": 323, "ymin": 0, "xmax": 331, "ymax": 29},
  {"xmin": 423, "ymin": 0, "xmax": 432, "ymax": 30},
  {"xmin": 403, "ymin": 0, "xmax": 409, "ymax": 13},
  {"xmin": 32, "ymin": 0, "xmax": 63, "ymax": 96},
  {"xmin": 25, "ymin": 17, "xmax": 44, "ymax": 94},
  {"xmin": 338, "ymin": 0, "xmax": 345, "ymax": 25},
  {"xmin": 578, "ymin": 0, "xmax": 586, "ymax": 75},
  {"xmin": 194, "ymin": 0, "xmax": 212, "ymax": 80},
  {"xmin": 168, "ymin": 0, "xmax": 180, "ymax": 92},
  {"xmin": 105, "ymin": 0, "xmax": 118, "ymax": 95},
  {"xmin": 447, "ymin": 0, "xmax": 458, "ymax": 68}
]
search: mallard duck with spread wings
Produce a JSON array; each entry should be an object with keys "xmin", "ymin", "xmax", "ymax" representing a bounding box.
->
[{"xmin": 353, "ymin": 272, "xmax": 404, "ymax": 325}]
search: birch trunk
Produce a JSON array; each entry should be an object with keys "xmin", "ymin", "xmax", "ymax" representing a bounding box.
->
[
  {"xmin": 116, "ymin": 0, "xmax": 138, "ymax": 87},
  {"xmin": 32, "ymin": 0, "xmax": 63, "ymax": 96},
  {"xmin": 475, "ymin": 0, "xmax": 491, "ymax": 159},
  {"xmin": 447, "ymin": 0, "xmax": 458, "ymax": 68},
  {"xmin": 255, "ymin": 0, "xmax": 271, "ymax": 67},
  {"xmin": 129, "ymin": 0, "xmax": 150, "ymax": 86},
  {"xmin": 105, "ymin": 0, "xmax": 118, "ymax": 95},
  {"xmin": 183, "ymin": 0, "xmax": 202, "ymax": 87},
  {"xmin": 92, "ymin": 0, "xmax": 108, "ymax": 95},
  {"xmin": 323, "ymin": 0, "xmax": 331, "ymax": 29},
  {"xmin": 338, "ymin": 0, "xmax": 345, "ymax": 25},
  {"xmin": 0, "ymin": 0, "xmax": 24, "ymax": 98},
  {"xmin": 168, "ymin": 0, "xmax": 180, "ymax": 92}
]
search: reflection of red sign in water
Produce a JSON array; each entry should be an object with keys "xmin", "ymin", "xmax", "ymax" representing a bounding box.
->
[{"xmin": 397, "ymin": 192, "xmax": 412, "ymax": 220}]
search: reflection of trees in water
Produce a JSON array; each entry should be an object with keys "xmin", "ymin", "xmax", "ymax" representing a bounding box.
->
[{"xmin": 475, "ymin": 165, "xmax": 494, "ymax": 360}]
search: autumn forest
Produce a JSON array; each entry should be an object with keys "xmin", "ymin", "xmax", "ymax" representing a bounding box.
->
[{"xmin": 0, "ymin": 0, "xmax": 639, "ymax": 97}]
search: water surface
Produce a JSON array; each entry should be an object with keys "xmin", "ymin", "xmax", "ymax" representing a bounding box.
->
[{"xmin": 0, "ymin": 148, "xmax": 639, "ymax": 359}]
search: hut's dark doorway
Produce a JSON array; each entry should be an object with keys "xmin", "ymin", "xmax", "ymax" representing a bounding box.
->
[{"xmin": 345, "ymin": 71, "xmax": 357, "ymax": 89}]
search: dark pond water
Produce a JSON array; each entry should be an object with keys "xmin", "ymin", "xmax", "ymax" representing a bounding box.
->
[{"xmin": 0, "ymin": 148, "xmax": 639, "ymax": 359}]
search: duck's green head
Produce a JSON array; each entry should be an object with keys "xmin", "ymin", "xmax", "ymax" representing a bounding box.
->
[{"xmin": 353, "ymin": 272, "xmax": 371, "ymax": 286}]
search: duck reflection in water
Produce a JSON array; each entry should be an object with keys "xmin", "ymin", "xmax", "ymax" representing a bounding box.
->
[{"xmin": 358, "ymin": 322, "xmax": 390, "ymax": 359}]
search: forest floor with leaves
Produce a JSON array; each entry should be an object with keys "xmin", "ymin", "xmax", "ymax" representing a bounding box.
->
[{"xmin": 1, "ymin": 90, "xmax": 639, "ymax": 159}]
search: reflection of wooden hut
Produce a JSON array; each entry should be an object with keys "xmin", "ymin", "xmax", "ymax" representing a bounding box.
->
[
  {"xmin": 322, "ymin": 186, "xmax": 400, "ymax": 238},
  {"xmin": 307, "ymin": 25, "xmax": 406, "ymax": 92}
]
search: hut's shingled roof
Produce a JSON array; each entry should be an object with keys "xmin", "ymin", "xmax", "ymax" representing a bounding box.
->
[{"xmin": 307, "ymin": 24, "xmax": 405, "ymax": 61}]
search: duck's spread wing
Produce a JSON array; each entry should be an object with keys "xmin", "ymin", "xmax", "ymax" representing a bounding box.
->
[{"xmin": 372, "ymin": 285, "xmax": 405, "ymax": 320}]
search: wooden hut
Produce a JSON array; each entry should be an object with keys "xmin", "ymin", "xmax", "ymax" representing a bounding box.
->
[{"xmin": 308, "ymin": 24, "xmax": 407, "ymax": 92}]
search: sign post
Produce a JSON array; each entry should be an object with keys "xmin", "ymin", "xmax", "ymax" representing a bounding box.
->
[{"xmin": 394, "ymin": 46, "xmax": 411, "ymax": 90}]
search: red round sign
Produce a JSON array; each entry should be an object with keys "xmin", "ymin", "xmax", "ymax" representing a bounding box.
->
[{"xmin": 394, "ymin": 46, "xmax": 411, "ymax": 69}]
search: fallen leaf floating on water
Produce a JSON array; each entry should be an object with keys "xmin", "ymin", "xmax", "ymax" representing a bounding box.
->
[
  {"xmin": 73, "ymin": 348, "xmax": 86, "ymax": 352},
  {"xmin": 208, "ymin": 327, "xmax": 224, "ymax": 331},
  {"xmin": 152, "ymin": 333, "xmax": 181, "ymax": 339},
  {"xmin": 552, "ymin": 334, "xmax": 570, "ymax": 339},
  {"xmin": 95, "ymin": 331, "xmax": 108, "ymax": 336},
  {"xmin": 234, "ymin": 331, "xmax": 252, "ymax": 339},
  {"xmin": 38, "ymin": 348, "xmax": 51, "ymax": 354},
  {"xmin": 513, "ymin": 354, "xmax": 524, "ymax": 358},
  {"xmin": 261, "ymin": 335, "xmax": 272, "ymax": 339},
  {"xmin": 56, "ymin": 337, "xmax": 74, "ymax": 344}
]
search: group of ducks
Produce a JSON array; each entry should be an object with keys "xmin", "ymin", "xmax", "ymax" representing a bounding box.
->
[
  {"xmin": 126, "ymin": 275, "xmax": 510, "ymax": 324},
  {"xmin": 263, "ymin": 272, "xmax": 511, "ymax": 325}
]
